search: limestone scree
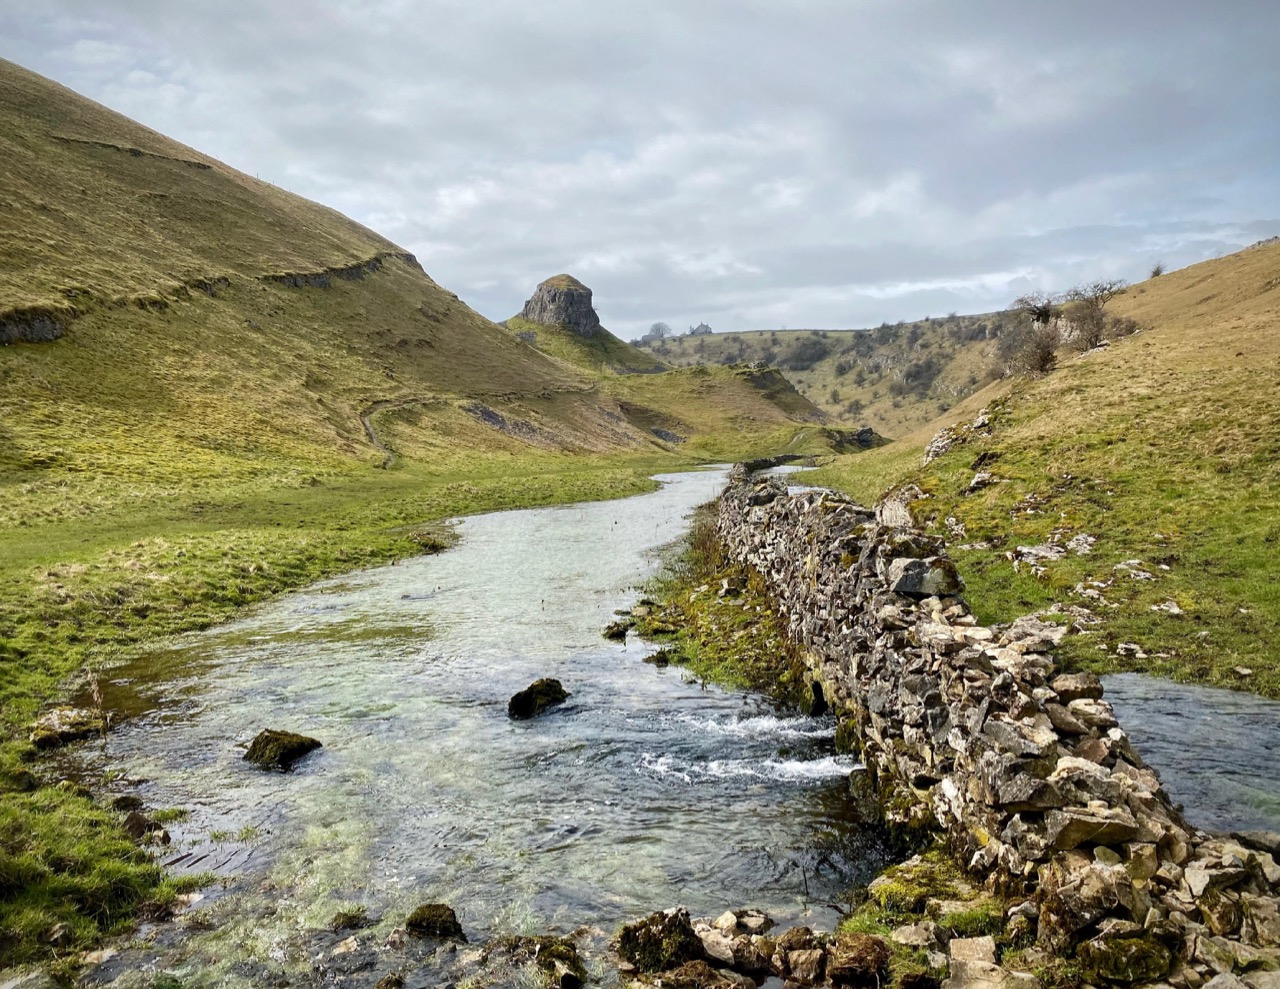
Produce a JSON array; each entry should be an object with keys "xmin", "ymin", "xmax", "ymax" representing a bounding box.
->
[{"xmin": 716, "ymin": 467, "xmax": 1280, "ymax": 985}]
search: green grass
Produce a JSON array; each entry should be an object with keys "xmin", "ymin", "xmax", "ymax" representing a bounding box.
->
[
  {"xmin": 504, "ymin": 314, "xmax": 668, "ymax": 374},
  {"xmin": 806, "ymin": 241, "xmax": 1280, "ymax": 698},
  {"xmin": 632, "ymin": 505, "xmax": 810, "ymax": 705}
]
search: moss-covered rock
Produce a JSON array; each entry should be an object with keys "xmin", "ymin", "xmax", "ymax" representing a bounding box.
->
[
  {"xmin": 615, "ymin": 907, "xmax": 703, "ymax": 972},
  {"xmin": 827, "ymin": 932, "xmax": 892, "ymax": 988},
  {"xmin": 242, "ymin": 729, "xmax": 322, "ymax": 770},
  {"xmin": 507, "ymin": 678, "xmax": 570, "ymax": 720},
  {"xmin": 603, "ymin": 618, "xmax": 634, "ymax": 641},
  {"xmin": 405, "ymin": 902, "xmax": 465, "ymax": 940},
  {"xmin": 1076, "ymin": 932, "xmax": 1172, "ymax": 983},
  {"xmin": 28, "ymin": 706, "xmax": 104, "ymax": 750}
]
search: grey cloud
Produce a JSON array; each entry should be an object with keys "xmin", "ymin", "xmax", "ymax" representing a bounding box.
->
[{"xmin": 2, "ymin": 0, "xmax": 1278, "ymax": 339}]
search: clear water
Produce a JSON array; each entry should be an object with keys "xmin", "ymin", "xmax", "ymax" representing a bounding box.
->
[
  {"xmin": 1103, "ymin": 672, "xmax": 1280, "ymax": 833},
  {"xmin": 71, "ymin": 469, "xmax": 895, "ymax": 974}
]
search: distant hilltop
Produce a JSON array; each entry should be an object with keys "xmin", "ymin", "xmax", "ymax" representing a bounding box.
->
[{"xmin": 520, "ymin": 274, "xmax": 601, "ymax": 337}]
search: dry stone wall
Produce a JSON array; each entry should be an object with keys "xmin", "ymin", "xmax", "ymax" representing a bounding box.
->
[{"xmin": 716, "ymin": 467, "xmax": 1280, "ymax": 986}]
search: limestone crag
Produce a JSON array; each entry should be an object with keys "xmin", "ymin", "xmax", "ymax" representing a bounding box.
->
[
  {"xmin": 715, "ymin": 468, "xmax": 1280, "ymax": 986},
  {"xmin": 520, "ymin": 274, "xmax": 602, "ymax": 337}
]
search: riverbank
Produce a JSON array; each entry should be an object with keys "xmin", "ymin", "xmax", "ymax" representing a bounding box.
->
[{"xmin": 0, "ymin": 452, "xmax": 686, "ymax": 970}]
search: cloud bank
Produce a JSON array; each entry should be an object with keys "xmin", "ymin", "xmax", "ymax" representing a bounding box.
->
[{"xmin": 3, "ymin": 1, "xmax": 1278, "ymax": 338}]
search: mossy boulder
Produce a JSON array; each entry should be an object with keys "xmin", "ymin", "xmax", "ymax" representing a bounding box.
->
[
  {"xmin": 827, "ymin": 932, "xmax": 891, "ymax": 988},
  {"xmin": 508, "ymin": 678, "xmax": 570, "ymax": 720},
  {"xmin": 242, "ymin": 729, "xmax": 322, "ymax": 770},
  {"xmin": 405, "ymin": 902, "xmax": 465, "ymax": 940},
  {"xmin": 28, "ymin": 706, "xmax": 105, "ymax": 750},
  {"xmin": 1076, "ymin": 932, "xmax": 1172, "ymax": 983},
  {"xmin": 497, "ymin": 935, "xmax": 586, "ymax": 989},
  {"xmin": 615, "ymin": 907, "xmax": 703, "ymax": 972}
]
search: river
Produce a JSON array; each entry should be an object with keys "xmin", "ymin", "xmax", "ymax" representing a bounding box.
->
[{"xmin": 71, "ymin": 468, "xmax": 897, "ymax": 986}]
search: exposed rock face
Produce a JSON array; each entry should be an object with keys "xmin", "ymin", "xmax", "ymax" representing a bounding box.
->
[
  {"xmin": 1, "ymin": 306, "xmax": 70, "ymax": 344},
  {"xmin": 714, "ymin": 468, "xmax": 1280, "ymax": 982},
  {"xmin": 520, "ymin": 274, "xmax": 601, "ymax": 337}
]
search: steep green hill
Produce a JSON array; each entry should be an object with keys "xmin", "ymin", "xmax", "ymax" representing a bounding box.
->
[
  {"xmin": 0, "ymin": 58, "xmax": 840, "ymax": 966},
  {"xmin": 504, "ymin": 314, "xmax": 668, "ymax": 374},
  {"xmin": 810, "ymin": 239, "xmax": 1280, "ymax": 697}
]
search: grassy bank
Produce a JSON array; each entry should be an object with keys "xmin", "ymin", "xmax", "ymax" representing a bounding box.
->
[
  {"xmin": 632, "ymin": 505, "xmax": 810, "ymax": 707},
  {"xmin": 808, "ymin": 243, "xmax": 1280, "ymax": 698},
  {"xmin": 0, "ymin": 451, "xmax": 683, "ymax": 970}
]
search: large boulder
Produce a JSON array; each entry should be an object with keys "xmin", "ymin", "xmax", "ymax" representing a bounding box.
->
[
  {"xmin": 520, "ymin": 274, "xmax": 601, "ymax": 337},
  {"xmin": 508, "ymin": 678, "xmax": 570, "ymax": 720},
  {"xmin": 243, "ymin": 729, "xmax": 322, "ymax": 770}
]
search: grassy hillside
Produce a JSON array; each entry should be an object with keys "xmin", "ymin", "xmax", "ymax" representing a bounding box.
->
[
  {"xmin": 0, "ymin": 58, "xmax": 842, "ymax": 968},
  {"xmin": 809, "ymin": 239, "xmax": 1280, "ymax": 698},
  {"xmin": 638, "ymin": 311, "xmax": 1023, "ymax": 437},
  {"xmin": 504, "ymin": 313, "xmax": 668, "ymax": 373}
]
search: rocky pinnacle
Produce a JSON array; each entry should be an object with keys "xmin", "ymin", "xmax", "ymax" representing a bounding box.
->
[{"xmin": 520, "ymin": 274, "xmax": 602, "ymax": 338}]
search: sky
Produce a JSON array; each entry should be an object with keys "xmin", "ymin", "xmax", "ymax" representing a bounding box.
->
[{"xmin": 2, "ymin": 2, "xmax": 1278, "ymax": 340}]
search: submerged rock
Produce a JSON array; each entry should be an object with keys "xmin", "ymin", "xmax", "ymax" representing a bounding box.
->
[
  {"xmin": 615, "ymin": 907, "xmax": 703, "ymax": 972},
  {"xmin": 243, "ymin": 729, "xmax": 322, "ymax": 770},
  {"xmin": 508, "ymin": 678, "xmax": 570, "ymax": 720},
  {"xmin": 405, "ymin": 903, "xmax": 466, "ymax": 940}
]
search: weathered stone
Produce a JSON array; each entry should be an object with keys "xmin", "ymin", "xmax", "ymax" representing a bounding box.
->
[
  {"xmin": 888, "ymin": 557, "xmax": 965, "ymax": 599},
  {"xmin": 1077, "ymin": 932, "xmax": 1173, "ymax": 983},
  {"xmin": 943, "ymin": 960, "xmax": 1041, "ymax": 989},
  {"xmin": 891, "ymin": 922, "xmax": 941, "ymax": 949},
  {"xmin": 788, "ymin": 948, "xmax": 826, "ymax": 983},
  {"xmin": 1204, "ymin": 976, "xmax": 1252, "ymax": 989},
  {"xmin": 507, "ymin": 678, "xmax": 570, "ymax": 720},
  {"xmin": 699, "ymin": 929, "xmax": 736, "ymax": 966},
  {"xmin": 28, "ymin": 706, "xmax": 105, "ymax": 750},
  {"xmin": 243, "ymin": 729, "xmax": 322, "ymax": 770},
  {"xmin": 519, "ymin": 274, "xmax": 601, "ymax": 337},
  {"xmin": 950, "ymin": 937, "xmax": 997, "ymax": 964},
  {"xmin": 1067, "ymin": 698, "xmax": 1119, "ymax": 731},
  {"xmin": 998, "ymin": 776, "xmax": 1066, "ymax": 812},
  {"xmin": 1044, "ymin": 805, "xmax": 1139, "ymax": 850},
  {"xmin": 1050, "ymin": 673, "xmax": 1104, "ymax": 703}
]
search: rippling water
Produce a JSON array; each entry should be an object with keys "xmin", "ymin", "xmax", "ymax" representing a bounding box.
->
[
  {"xmin": 70, "ymin": 469, "xmax": 896, "ymax": 975},
  {"xmin": 1103, "ymin": 672, "xmax": 1280, "ymax": 833}
]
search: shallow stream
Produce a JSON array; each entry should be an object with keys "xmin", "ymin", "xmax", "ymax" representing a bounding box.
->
[{"xmin": 72, "ymin": 468, "xmax": 895, "ymax": 983}]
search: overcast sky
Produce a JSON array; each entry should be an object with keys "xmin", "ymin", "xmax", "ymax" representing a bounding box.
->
[{"xmin": 3, "ymin": 2, "xmax": 1278, "ymax": 339}]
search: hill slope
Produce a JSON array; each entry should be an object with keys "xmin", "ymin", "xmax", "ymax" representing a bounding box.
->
[
  {"xmin": 638, "ymin": 311, "xmax": 1023, "ymax": 437},
  {"xmin": 810, "ymin": 239, "xmax": 1280, "ymax": 697},
  {"xmin": 0, "ymin": 58, "xmax": 846, "ymax": 964}
]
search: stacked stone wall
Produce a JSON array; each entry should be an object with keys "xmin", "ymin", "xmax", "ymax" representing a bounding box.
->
[{"xmin": 716, "ymin": 468, "xmax": 1280, "ymax": 985}]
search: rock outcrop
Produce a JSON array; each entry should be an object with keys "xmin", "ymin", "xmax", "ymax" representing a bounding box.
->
[
  {"xmin": 520, "ymin": 274, "xmax": 601, "ymax": 338},
  {"xmin": 713, "ymin": 467, "xmax": 1280, "ymax": 985}
]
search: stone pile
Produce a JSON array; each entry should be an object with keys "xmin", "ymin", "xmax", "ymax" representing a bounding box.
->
[{"xmin": 715, "ymin": 468, "xmax": 1280, "ymax": 986}]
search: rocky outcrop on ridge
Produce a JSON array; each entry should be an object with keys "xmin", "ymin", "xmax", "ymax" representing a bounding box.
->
[
  {"xmin": 714, "ymin": 467, "xmax": 1280, "ymax": 986},
  {"xmin": 520, "ymin": 274, "xmax": 602, "ymax": 337}
]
